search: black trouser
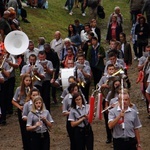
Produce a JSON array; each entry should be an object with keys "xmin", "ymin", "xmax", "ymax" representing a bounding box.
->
[
  {"xmin": 0, "ymin": 80, "xmax": 9, "ymax": 123},
  {"xmin": 130, "ymin": 10, "xmax": 141, "ymax": 24},
  {"xmin": 6, "ymin": 77, "xmax": 15, "ymax": 113},
  {"xmin": 133, "ymin": 41, "xmax": 138, "ymax": 58},
  {"xmin": 102, "ymin": 99, "xmax": 112, "ymax": 141},
  {"xmin": 81, "ymin": 0, "xmax": 87, "ymax": 13},
  {"xmin": 18, "ymin": 109, "xmax": 31, "ymax": 150},
  {"xmin": 91, "ymin": 67, "xmax": 103, "ymax": 88},
  {"xmin": 113, "ymin": 137, "xmax": 137, "ymax": 150},
  {"xmin": 21, "ymin": 8, "xmax": 27, "ymax": 19},
  {"xmin": 30, "ymin": 131, "xmax": 50, "ymax": 150},
  {"xmin": 65, "ymin": 0, "xmax": 69, "ymax": 6},
  {"xmin": 41, "ymin": 81, "xmax": 51, "ymax": 112},
  {"xmin": 138, "ymin": 43, "xmax": 147, "ymax": 58},
  {"xmin": 66, "ymin": 119, "xmax": 76, "ymax": 150},
  {"xmin": 51, "ymin": 86, "xmax": 57, "ymax": 100},
  {"xmin": 74, "ymin": 126, "xmax": 94, "ymax": 150}
]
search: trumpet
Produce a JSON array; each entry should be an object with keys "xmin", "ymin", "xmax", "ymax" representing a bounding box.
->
[
  {"xmin": 31, "ymin": 64, "xmax": 41, "ymax": 82},
  {"xmin": 77, "ymin": 80, "xmax": 86, "ymax": 88},
  {"xmin": 0, "ymin": 54, "xmax": 8, "ymax": 73}
]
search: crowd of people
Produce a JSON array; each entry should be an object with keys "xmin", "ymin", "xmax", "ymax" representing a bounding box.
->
[{"xmin": 0, "ymin": 0, "xmax": 150, "ymax": 150}]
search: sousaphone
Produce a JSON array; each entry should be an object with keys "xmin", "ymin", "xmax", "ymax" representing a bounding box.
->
[{"xmin": 4, "ymin": 30, "xmax": 29, "ymax": 55}]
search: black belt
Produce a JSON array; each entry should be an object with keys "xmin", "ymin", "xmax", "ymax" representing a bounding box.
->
[{"xmin": 114, "ymin": 137, "xmax": 135, "ymax": 142}]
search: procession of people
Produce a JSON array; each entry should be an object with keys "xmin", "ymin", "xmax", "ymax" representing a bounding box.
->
[{"xmin": 0, "ymin": 0, "xmax": 150, "ymax": 150}]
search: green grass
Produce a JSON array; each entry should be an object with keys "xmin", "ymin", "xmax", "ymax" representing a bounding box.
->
[{"xmin": 20, "ymin": 0, "xmax": 131, "ymax": 44}]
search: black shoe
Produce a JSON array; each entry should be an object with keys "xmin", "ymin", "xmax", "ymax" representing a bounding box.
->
[
  {"xmin": 106, "ymin": 139, "xmax": 112, "ymax": 144},
  {"xmin": 0, "ymin": 120, "xmax": 7, "ymax": 126},
  {"xmin": 23, "ymin": 19, "xmax": 30, "ymax": 23}
]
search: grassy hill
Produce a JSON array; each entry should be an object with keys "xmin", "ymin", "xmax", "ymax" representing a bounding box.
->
[{"xmin": 21, "ymin": 0, "xmax": 131, "ymax": 44}]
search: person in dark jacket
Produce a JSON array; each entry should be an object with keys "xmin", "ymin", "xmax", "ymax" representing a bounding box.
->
[
  {"xmin": 119, "ymin": 32, "xmax": 132, "ymax": 66},
  {"xmin": 106, "ymin": 14, "xmax": 123, "ymax": 43},
  {"xmin": 142, "ymin": 0, "xmax": 150, "ymax": 36},
  {"xmin": 135, "ymin": 16, "xmax": 149, "ymax": 58}
]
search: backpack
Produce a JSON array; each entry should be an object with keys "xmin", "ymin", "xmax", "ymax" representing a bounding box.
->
[
  {"xmin": 97, "ymin": 5, "xmax": 105, "ymax": 19},
  {"xmin": 87, "ymin": 0, "xmax": 99, "ymax": 8}
]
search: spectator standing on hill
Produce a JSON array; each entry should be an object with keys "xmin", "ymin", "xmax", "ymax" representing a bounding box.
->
[
  {"xmin": 74, "ymin": 19, "xmax": 84, "ymax": 35},
  {"xmin": 84, "ymin": 0, "xmax": 100, "ymax": 20},
  {"xmin": 68, "ymin": 0, "xmax": 74, "ymax": 15},
  {"xmin": 68, "ymin": 24, "xmax": 82, "ymax": 48},
  {"xmin": 119, "ymin": 32, "xmax": 132, "ymax": 66},
  {"xmin": 90, "ymin": 18, "xmax": 101, "ymax": 43},
  {"xmin": 50, "ymin": 31, "xmax": 64, "ymax": 60},
  {"xmin": 108, "ymin": 6, "xmax": 123, "ymax": 27},
  {"xmin": 130, "ymin": 14, "xmax": 143, "ymax": 60},
  {"xmin": 80, "ymin": 23, "xmax": 97, "ymax": 47},
  {"xmin": 106, "ymin": 14, "xmax": 123, "ymax": 43},
  {"xmin": 135, "ymin": 16, "xmax": 149, "ymax": 58},
  {"xmin": 0, "ymin": 10, "xmax": 12, "ymax": 41},
  {"xmin": 37, "ymin": 37, "xmax": 45, "ymax": 51},
  {"xmin": 142, "ymin": 0, "xmax": 150, "ymax": 37},
  {"xmin": 130, "ymin": 0, "xmax": 144, "ymax": 24},
  {"xmin": 81, "ymin": 0, "xmax": 87, "ymax": 16},
  {"xmin": 60, "ymin": 38, "xmax": 77, "ymax": 61}
]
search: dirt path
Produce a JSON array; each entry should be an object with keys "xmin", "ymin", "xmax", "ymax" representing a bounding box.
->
[{"xmin": 0, "ymin": 60, "xmax": 150, "ymax": 150}]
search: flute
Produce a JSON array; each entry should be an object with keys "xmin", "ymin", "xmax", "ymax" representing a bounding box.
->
[
  {"xmin": 101, "ymin": 101, "xmax": 118, "ymax": 113},
  {"xmin": 38, "ymin": 113, "xmax": 44, "ymax": 138}
]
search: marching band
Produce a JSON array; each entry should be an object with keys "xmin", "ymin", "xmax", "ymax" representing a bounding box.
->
[{"xmin": 0, "ymin": 2, "xmax": 150, "ymax": 150}]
